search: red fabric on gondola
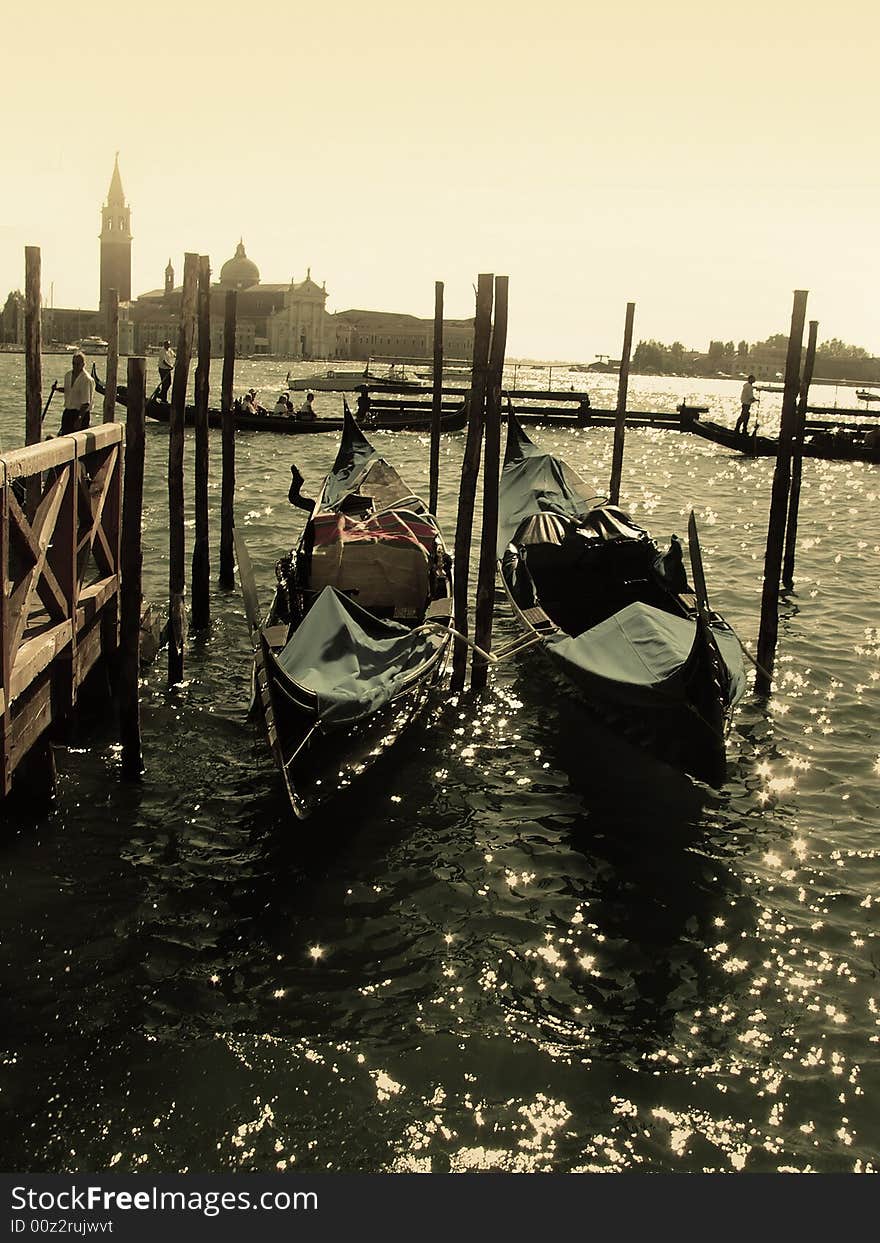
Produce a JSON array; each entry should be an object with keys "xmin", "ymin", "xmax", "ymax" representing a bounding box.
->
[{"xmin": 311, "ymin": 512, "xmax": 437, "ymax": 550}]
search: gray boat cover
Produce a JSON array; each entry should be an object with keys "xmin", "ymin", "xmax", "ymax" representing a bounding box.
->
[
  {"xmin": 275, "ymin": 586, "xmax": 438, "ymax": 725},
  {"xmin": 497, "ymin": 451, "xmax": 597, "ymax": 556},
  {"xmin": 548, "ymin": 601, "xmax": 747, "ymax": 707}
]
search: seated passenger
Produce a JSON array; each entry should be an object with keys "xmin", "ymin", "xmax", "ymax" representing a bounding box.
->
[
  {"xmin": 273, "ymin": 394, "xmax": 290, "ymax": 415},
  {"xmin": 296, "ymin": 392, "xmax": 317, "ymax": 421}
]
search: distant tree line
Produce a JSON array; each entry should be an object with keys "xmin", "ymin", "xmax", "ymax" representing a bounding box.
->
[{"xmin": 631, "ymin": 332, "xmax": 874, "ymax": 377}]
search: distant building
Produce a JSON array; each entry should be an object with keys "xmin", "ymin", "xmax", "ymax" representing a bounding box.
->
[
  {"xmin": 329, "ymin": 309, "xmax": 474, "ymax": 363},
  {"xmin": 0, "ymin": 159, "xmax": 474, "ymax": 363},
  {"xmin": 100, "ymin": 153, "xmax": 132, "ymax": 312},
  {"xmin": 0, "ymin": 156, "xmax": 134, "ymax": 353},
  {"xmin": 130, "ymin": 243, "xmax": 330, "ymax": 357}
]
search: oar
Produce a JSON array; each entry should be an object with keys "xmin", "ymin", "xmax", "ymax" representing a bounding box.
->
[
  {"xmin": 233, "ymin": 528, "xmax": 262, "ymax": 639},
  {"xmin": 40, "ymin": 381, "xmax": 58, "ymax": 423}
]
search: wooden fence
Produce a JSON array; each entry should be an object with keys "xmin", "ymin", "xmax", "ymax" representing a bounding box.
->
[{"xmin": 0, "ymin": 424, "xmax": 123, "ymax": 793}]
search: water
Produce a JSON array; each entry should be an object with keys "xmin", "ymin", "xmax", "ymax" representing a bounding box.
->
[{"xmin": 0, "ymin": 355, "xmax": 877, "ymax": 1173}]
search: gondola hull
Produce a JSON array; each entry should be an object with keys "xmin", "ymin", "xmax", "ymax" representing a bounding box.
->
[
  {"xmin": 497, "ymin": 414, "xmax": 746, "ymax": 787},
  {"xmin": 241, "ymin": 408, "xmax": 454, "ymax": 819},
  {"xmin": 689, "ymin": 417, "xmax": 880, "ymax": 463},
  {"xmin": 92, "ymin": 371, "xmax": 467, "ymax": 434},
  {"xmin": 257, "ymin": 619, "xmax": 449, "ymax": 818},
  {"xmin": 142, "ymin": 401, "xmax": 467, "ymax": 434}
]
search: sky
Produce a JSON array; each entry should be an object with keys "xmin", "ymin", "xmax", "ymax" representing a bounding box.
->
[{"xmin": 1, "ymin": 0, "xmax": 878, "ymax": 360}]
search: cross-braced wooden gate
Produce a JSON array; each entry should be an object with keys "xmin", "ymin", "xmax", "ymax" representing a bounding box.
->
[{"xmin": 0, "ymin": 424, "xmax": 123, "ymax": 794}]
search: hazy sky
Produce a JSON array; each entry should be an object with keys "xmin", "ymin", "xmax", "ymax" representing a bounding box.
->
[{"xmin": 2, "ymin": 0, "xmax": 877, "ymax": 359}]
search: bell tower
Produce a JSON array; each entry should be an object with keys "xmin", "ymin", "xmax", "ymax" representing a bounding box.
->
[{"xmin": 99, "ymin": 153, "xmax": 132, "ymax": 318}]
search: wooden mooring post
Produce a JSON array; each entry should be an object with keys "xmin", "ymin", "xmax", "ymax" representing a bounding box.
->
[
  {"xmin": 191, "ymin": 255, "xmax": 211, "ymax": 629},
  {"xmin": 782, "ymin": 319, "xmax": 818, "ymax": 590},
  {"xmin": 168, "ymin": 253, "xmax": 199, "ymax": 685},
  {"xmin": 608, "ymin": 302, "xmax": 635, "ymax": 506},
  {"xmin": 451, "ymin": 274, "xmax": 494, "ymax": 694},
  {"xmin": 24, "ymin": 247, "xmax": 43, "ymax": 517},
  {"xmin": 219, "ymin": 289, "xmax": 237, "ymax": 589},
  {"xmin": 755, "ymin": 289, "xmax": 808, "ymax": 695},
  {"xmin": 429, "ymin": 280, "xmax": 444, "ymax": 517},
  {"xmin": 471, "ymin": 275, "xmax": 509, "ymax": 692},
  {"xmin": 102, "ymin": 288, "xmax": 119, "ymax": 423},
  {"xmin": 120, "ymin": 357, "xmax": 146, "ymax": 778}
]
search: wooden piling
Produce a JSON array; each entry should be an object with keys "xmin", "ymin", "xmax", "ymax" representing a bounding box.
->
[
  {"xmin": 24, "ymin": 246, "xmax": 42, "ymax": 448},
  {"xmin": 471, "ymin": 275, "xmax": 509, "ymax": 692},
  {"xmin": 429, "ymin": 280, "xmax": 444, "ymax": 516},
  {"xmin": 755, "ymin": 290, "xmax": 808, "ymax": 695},
  {"xmin": 168, "ymin": 252, "xmax": 199, "ymax": 685},
  {"xmin": 782, "ymin": 319, "xmax": 818, "ymax": 590},
  {"xmin": 24, "ymin": 246, "xmax": 43, "ymax": 518},
  {"xmin": 102, "ymin": 288, "xmax": 119, "ymax": 423},
  {"xmin": 219, "ymin": 289, "xmax": 237, "ymax": 589},
  {"xmin": 120, "ymin": 357, "xmax": 146, "ymax": 778},
  {"xmin": 191, "ymin": 255, "xmax": 211, "ymax": 630},
  {"xmin": 451, "ymin": 274, "xmax": 494, "ymax": 694},
  {"xmin": 608, "ymin": 302, "xmax": 635, "ymax": 506}
]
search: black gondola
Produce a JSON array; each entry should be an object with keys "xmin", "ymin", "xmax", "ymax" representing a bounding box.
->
[
  {"xmin": 236, "ymin": 405, "xmax": 454, "ymax": 818},
  {"xmin": 92, "ymin": 368, "xmax": 468, "ymax": 435},
  {"xmin": 688, "ymin": 417, "xmax": 880, "ymax": 463},
  {"xmin": 497, "ymin": 414, "xmax": 747, "ymax": 786}
]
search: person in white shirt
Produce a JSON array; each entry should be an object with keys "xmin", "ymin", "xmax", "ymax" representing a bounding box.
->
[
  {"xmin": 735, "ymin": 374, "xmax": 758, "ymax": 435},
  {"xmin": 273, "ymin": 394, "xmax": 290, "ymax": 415},
  {"xmin": 158, "ymin": 340, "xmax": 175, "ymax": 402},
  {"xmin": 296, "ymin": 392, "xmax": 317, "ymax": 421},
  {"xmin": 60, "ymin": 352, "xmax": 95, "ymax": 434}
]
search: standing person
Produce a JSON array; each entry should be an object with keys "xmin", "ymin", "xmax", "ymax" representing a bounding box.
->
[
  {"xmin": 735, "ymin": 374, "xmax": 758, "ymax": 435},
  {"xmin": 296, "ymin": 392, "xmax": 317, "ymax": 421},
  {"xmin": 355, "ymin": 384, "xmax": 372, "ymax": 423},
  {"xmin": 59, "ymin": 351, "xmax": 94, "ymax": 434},
  {"xmin": 158, "ymin": 340, "xmax": 175, "ymax": 402}
]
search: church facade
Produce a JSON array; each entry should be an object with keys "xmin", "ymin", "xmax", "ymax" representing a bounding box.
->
[{"xmin": 1, "ymin": 158, "xmax": 474, "ymax": 362}]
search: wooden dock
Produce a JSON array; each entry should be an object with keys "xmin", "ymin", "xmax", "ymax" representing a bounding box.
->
[
  {"xmin": 0, "ymin": 424, "xmax": 123, "ymax": 794},
  {"xmin": 370, "ymin": 388, "xmax": 707, "ymax": 427}
]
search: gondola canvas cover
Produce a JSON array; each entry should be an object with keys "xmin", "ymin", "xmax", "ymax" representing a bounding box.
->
[
  {"xmin": 548, "ymin": 601, "xmax": 747, "ymax": 707},
  {"xmin": 275, "ymin": 586, "xmax": 437, "ymax": 724}
]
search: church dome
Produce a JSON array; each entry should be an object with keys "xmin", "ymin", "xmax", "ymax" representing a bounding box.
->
[{"xmin": 220, "ymin": 240, "xmax": 260, "ymax": 289}]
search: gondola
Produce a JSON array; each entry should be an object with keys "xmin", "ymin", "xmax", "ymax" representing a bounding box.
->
[
  {"xmin": 236, "ymin": 405, "xmax": 454, "ymax": 818},
  {"xmin": 687, "ymin": 416, "xmax": 880, "ymax": 463},
  {"xmin": 497, "ymin": 414, "xmax": 747, "ymax": 786},
  {"xmin": 92, "ymin": 369, "xmax": 468, "ymax": 434}
]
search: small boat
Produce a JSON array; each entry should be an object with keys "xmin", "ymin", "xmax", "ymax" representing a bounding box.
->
[
  {"xmin": 236, "ymin": 406, "xmax": 454, "ymax": 818},
  {"xmin": 92, "ymin": 368, "xmax": 468, "ymax": 434},
  {"xmin": 288, "ymin": 364, "xmax": 425, "ymax": 393},
  {"xmin": 497, "ymin": 414, "xmax": 747, "ymax": 785},
  {"xmin": 755, "ymin": 383, "xmax": 784, "ymax": 394},
  {"xmin": 688, "ymin": 416, "xmax": 880, "ymax": 463},
  {"xmin": 856, "ymin": 390, "xmax": 880, "ymax": 403},
  {"xmin": 79, "ymin": 336, "xmax": 109, "ymax": 355}
]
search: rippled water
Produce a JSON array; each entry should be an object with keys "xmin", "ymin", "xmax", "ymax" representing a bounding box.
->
[{"xmin": 0, "ymin": 355, "xmax": 877, "ymax": 1173}]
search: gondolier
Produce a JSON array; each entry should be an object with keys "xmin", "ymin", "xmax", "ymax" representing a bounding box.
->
[
  {"xmin": 734, "ymin": 374, "xmax": 758, "ymax": 435},
  {"xmin": 59, "ymin": 351, "xmax": 94, "ymax": 434},
  {"xmin": 158, "ymin": 340, "xmax": 175, "ymax": 402}
]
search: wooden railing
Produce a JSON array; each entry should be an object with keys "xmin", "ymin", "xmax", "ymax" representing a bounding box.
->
[{"xmin": 0, "ymin": 424, "xmax": 123, "ymax": 793}]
